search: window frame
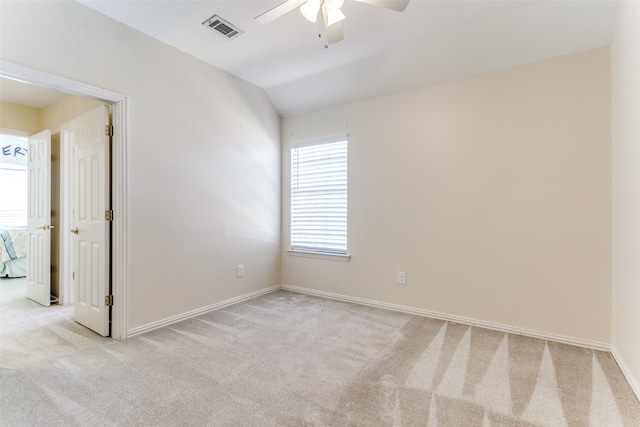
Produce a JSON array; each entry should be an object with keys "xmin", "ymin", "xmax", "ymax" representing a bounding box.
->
[{"xmin": 288, "ymin": 135, "xmax": 350, "ymax": 262}]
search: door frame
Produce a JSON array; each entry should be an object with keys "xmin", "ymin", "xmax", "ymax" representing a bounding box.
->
[
  {"xmin": 60, "ymin": 121, "xmax": 74, "ymax": 306},
  {"xmin": 1, "ymin": 60, "xmax": 128, "ymax": 340}
]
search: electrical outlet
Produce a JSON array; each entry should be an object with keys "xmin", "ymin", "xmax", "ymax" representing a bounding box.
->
[
  {"xmin": 397, "ymin": 271, "xmax": 406, "ymax": 285},
  {"xmin": 237, "ymin": 264, "xmax": 244, "ymax": 278}
]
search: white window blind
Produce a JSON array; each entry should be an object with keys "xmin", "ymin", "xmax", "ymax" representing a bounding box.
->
[
  {"xmin": 291, "ymin": 138, "xmax": 348, "ymax": 254},
  {"xmin": 0, "ymin": 166, "xmax": 28, "ymax": 227}
]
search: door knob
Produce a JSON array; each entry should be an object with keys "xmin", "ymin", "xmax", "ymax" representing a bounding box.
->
[{"xmin": 71, "ymin": 227, "xmax": 79, "ymax": 234}]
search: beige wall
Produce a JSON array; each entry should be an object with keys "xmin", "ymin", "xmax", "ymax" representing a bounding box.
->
[
  {"xmin": 282, "ymin": 47, "xmax": 612, "ymax": 345},
  {"xmin": 0, "ymin": 101, "xmax": 41, "ymax": 134},
  {"xmin": 0, "ymin": 93, "xmax": 100, "ymax": 135},
  {"xmin": 40, "ymin": 95, "xmax": 103, "ymax": 133},
  {"xmin": 1, "ymin": 0, "xmax": 281, "ymax": 331},
  {"xmin": 611, "ymin": 1, "xmax": 640, "ymax": 398}
]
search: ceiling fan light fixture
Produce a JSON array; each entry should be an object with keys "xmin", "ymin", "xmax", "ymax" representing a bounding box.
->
[
  {"xmin": 300, "ymin": 0, "xmax": 321, "ymax": 22},
  {"xmin": 254, "ymin": 0, "xmax": 409, "ymax": 45}
]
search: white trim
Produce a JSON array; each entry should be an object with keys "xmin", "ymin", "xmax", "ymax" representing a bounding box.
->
[
  {"xmin": 60, "ymin": 120, "xmax": 74, "ymax": 306},
  {"xmin": 287, "ymin": 249, "xmax": 351, "ymax": 262},
  {"xmin": 127, "ymin": 285, "xmax": 281, "ymax": 337},
  {"xmin": 110, "ymin": 99, "xmax": 128, "ymax": 340},
  {"xmin": 0, "ymin": 60, "xmax": 128, "ymax": 340},
  {"xmin": 290, "ymin": 134, "xmax": 349, "ymax": 149},
  {"xmin": 280, "ymin": 284, "xmax": 612, "ymax": 352},
  {"xmin": 0, "ymin": 61, "xmax": 123, "ymax": 103},
  {"xmin": 611, "ymin": 345, "xmax": 640, "ymax": 402}
]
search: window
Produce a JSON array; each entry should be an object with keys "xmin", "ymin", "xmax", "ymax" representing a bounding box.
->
[
  {"xmin": 290, "ymin": 137, "xmax": 348, "ymax": 258},
  {"xmin": 0, "ymin": 135, "xmax": 28, "ymax": 227}
]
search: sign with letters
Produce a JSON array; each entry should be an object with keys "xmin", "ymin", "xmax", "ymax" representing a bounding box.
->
[{"xmin": 0, "ymin": 134, "xmax": 28, "ymax": 167}]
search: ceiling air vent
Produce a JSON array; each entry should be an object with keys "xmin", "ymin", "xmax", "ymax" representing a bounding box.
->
[{"xmin": 202, "ymin": 14, "xmax": 243, "ymax": 40}]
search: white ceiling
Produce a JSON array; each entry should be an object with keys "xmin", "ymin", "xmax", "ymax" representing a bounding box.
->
[{"xmin": 3, "ymin": 1, "xmax": 620, "ymax": 116}]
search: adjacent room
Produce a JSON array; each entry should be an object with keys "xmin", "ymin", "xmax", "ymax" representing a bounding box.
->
[
  {"xmin": 0, "ymin": 0, "xmax": 638, "ymax": 425},
  {"xmin": 0, "ymin": 86, "xmax": 113, "ymax": 367}
]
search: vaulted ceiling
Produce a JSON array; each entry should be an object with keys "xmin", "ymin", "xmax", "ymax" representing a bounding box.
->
[{"xmin": 3, "ymin": 1, "xmax": 620, "ymax": 116}]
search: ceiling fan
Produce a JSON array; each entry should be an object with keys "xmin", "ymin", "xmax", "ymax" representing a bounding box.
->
[{"xmin": 254, "ymin": 0, "xmax": 410, "ymax": 45}]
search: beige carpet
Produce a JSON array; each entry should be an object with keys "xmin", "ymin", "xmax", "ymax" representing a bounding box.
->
[
  {"xmin": 0, "ymin": 277, "xmax": 109, "ymax": 370},
  {"xmin": 1, "ymin": 287, "xmax": 639, "ymax": 426}
]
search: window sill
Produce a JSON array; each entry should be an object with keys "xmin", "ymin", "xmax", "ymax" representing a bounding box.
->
[{"xmin": 287, "ymin": 249, "xmax": 351, "ymax": 262}]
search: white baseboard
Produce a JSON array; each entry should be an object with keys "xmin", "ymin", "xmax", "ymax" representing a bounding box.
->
[
  {"xmin": 127, "ymin": 282, "xmax": 613, "ymax": 353},
  {"xmin": 611, "ymin": 346, "xmax": 640, "ymax": 402},
  {"xmin": 127, "ymin": 285, "xmax": 281, "ymax": 337},
  {"xmin": 280, "ymin": 284, "xmax": 612, "ymax": 352},
  {"xmin": 125, "ymin": 283, "xmax": 637, "ymax": 399}
]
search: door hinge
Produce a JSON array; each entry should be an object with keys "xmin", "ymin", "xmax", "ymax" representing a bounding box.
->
[
  {"xmin": 72, "ymin": 272, "xmax": 75, "ymax": 280},
  {"xmin": 105, "ymin": 125, "xmax": 114, "ymax": 136},
  {"xmin": 105, "ymin": 295, "xmax": 113, "ymax": 306},
  {"xmin": 105, "ymin": 210, "xmax": 114, "ymax": 221}
]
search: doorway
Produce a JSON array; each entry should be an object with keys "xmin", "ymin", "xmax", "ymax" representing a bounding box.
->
[
  {"xmin": 0, "ymin": 117, "xmax": 112, "ymax": 367},
  {"xmin": 0, "ymin": 60, "xmax": 128, "ymax": 340},
  {"xmin": 2, "ymin": 97, "xmax": 109, "ymax": 331}
]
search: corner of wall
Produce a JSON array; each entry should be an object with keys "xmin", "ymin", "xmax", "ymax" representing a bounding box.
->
[{"xmin": 611, "ymin": 0, "xmax": 640, "ymax": 403}]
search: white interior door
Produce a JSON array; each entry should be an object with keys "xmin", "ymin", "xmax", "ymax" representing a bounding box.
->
[
  {"xmin": 26, "ymin": 130, "xmax": 52, "ymax": 306},
  {"xmin": 72, "ymin": 105, "xmax": 110, "ymax": 336}
]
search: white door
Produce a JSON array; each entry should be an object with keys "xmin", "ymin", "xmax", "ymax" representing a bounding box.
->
[
  {"xmin": 26, "ymin": 130, "xmax": 52, "ymax": 306},
  {"xmin": 72, "ymin": 105, "xmax": 110, "ymax": 336}
]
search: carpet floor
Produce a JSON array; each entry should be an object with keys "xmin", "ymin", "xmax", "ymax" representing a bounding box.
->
[
  {"xmin": 1, "ymin": 287, "xmax": 639, "ymax": 426},
  {"xmin": 0, "ymin": 277, "xmax": 110, "ymax": 370}
]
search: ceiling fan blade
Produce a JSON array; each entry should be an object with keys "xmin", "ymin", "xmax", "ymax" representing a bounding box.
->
[
  {"xmin": 351, "ymin": 0, "xmax": 410, "ymax": 12},
  {"xmin": 254, "ymin": 0, "xmax": 306, "ymax": 25}
]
